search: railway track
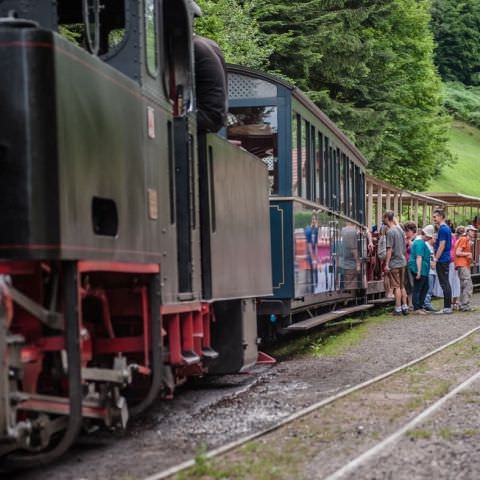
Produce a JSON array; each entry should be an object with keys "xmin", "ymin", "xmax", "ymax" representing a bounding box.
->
[
  {"xmin": 325, "ymin": 368, "xmax": 480, "ymax": 480},
  {"xmin": 143, "ymin": 323, "xmax": 480, "ymax": 480}
]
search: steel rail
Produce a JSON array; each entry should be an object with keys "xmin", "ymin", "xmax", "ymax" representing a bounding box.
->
[
  {"xmin": 143, "ymin": 324, "xmax": 480, "ymax": 480},
  {"xmin": 325, "ymin": 368, "xmax": 480, "ymax": 480}
]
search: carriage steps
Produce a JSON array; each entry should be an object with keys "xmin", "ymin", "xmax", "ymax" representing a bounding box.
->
[{"xmin": 286, "ymin": 304, "xmax": 374, "ymax": 331}]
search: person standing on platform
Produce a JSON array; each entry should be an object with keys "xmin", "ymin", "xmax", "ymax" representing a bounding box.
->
[
  {"xmin": 455, "ymin": 225, "xmax": 477, "ymax": 311},
  {"xmin": 422, "ymin": 225, "xmax": 437, "ymax": 312},
  {"xmin": 404, "ymin": 221, "xmax": 417, "ymax": 310},
  {"xmin": 383, "ymin": 211, "xmax": 408, "ymax": 316},
  {"xmin": 433, "ymin": 208, "xmax": 452, "ymax": 314},
  {"xmin": 408, "ymin": 226, "xmax": 432, "ymax": 314}
]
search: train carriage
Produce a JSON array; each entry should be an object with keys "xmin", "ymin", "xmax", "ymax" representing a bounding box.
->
[{"xmin": 226, "ymin": 66, "xmax": 369, "ymax": 330}]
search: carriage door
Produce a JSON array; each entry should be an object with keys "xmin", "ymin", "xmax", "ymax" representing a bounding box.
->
[{"xmin": 163, "ymin": 0, "xmax": 196, "ymax": 296}]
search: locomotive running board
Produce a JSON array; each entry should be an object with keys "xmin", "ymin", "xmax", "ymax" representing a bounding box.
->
[{"xmin": 286, "ymin": 304, "xmax": 374, "ymax": 331}]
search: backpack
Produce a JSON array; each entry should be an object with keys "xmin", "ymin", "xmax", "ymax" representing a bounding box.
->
[{"xmin": 377, "ymin": 235, "xmax": 387, "ymax": 261}]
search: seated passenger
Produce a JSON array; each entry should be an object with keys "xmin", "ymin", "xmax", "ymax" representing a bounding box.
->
[{"xmin": 193, "ymin": 35, "xmax": 227, "ymax": 133}]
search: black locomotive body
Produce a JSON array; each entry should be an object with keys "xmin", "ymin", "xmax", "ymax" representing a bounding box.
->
[{"xmin": 0, "ymin": 0, "xmax": 271, "ymax": 465}]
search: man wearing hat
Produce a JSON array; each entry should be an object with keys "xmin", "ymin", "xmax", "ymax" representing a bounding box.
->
[{"xmin": 454, "ymin": 225, "xmax": 477, "ymax": 311}]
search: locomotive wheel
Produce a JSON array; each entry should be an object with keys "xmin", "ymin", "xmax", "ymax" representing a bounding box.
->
[{"xmin": 2, "ymin": 262, "xmax": 83, "ymax": 470}]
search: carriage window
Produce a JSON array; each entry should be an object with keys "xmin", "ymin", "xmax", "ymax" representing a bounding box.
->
[
  {"xmin": 301, "ymin": 120, "xmax": 308, "ymax": 199},
  {"xmin": 332, "ymin": 148, "xmax": 338, "ymax": 210},
  {"xmin": 292, "ymin": 113, "xmax": 301, "ymax": 197},
  {"xmin": 227, "ymin": 106, "xmax": 279, "ymax": 194},
  {"xmin": 340, "ymin": 152, "xmax": 345, "ymax": 214},
  {"xmin": 145, "ymin": 0, "xmax": 158, "ymax": 76},
  {"xmin": 311, "ymin": 125, "xmax": 316, "ymax": 201},
  {"xmin": 58, "ymin": 1, "xmax": 126, "ymax": 57},
  {"xmin": 348, "ymin": 160, "xmax": 354, "ymax": 218},
  {"xmin": 316, "ymin": 132, "xmax": 324, "ymax": 205},
  {"xmin": 324, "ymin": 137, "xmax": 330, "ymax": 208},
  {"xmin": 343, "ymin": 155, "xmax": 350, "ymax": 216}
]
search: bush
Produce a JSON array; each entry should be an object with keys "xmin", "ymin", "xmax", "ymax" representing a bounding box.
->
[{"xmin": 444, "ymin": 82, "xmax": 480, "ymax": 128}]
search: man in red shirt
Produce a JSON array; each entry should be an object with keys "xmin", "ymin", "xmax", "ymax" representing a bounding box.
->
[{"xmin": 455, "ymin": 225, "xmax": 477, "ymax": 311}]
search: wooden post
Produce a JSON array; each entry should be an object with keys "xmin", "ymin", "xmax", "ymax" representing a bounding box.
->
[
  {"xmin": 422, "ymin": 203, "xmax": 427, "ymax": 228},
  {"xmin": 414, "ymin": 199, "xmax": 419, "ymax": 225},
  {"xmin": 377, "ymin": 186, "xmax": 383, "ymax": 228},
  {"xmin": 393, "ymin": 193, "xmax": 399, "ymax": 218},
  {"xmin": 386, "ymin": 190, "xmax": 391, "ymax": 211},
  {"xmin": 367, "ymin": 181, "xmax": 373, "ymax": 230},
  {"xmin": 399, "ymin": 194, "xmax": 403, "ymax": 222}
]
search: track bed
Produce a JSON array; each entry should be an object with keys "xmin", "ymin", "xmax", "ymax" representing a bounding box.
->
[{"xmin": 13, "ymin": 295, "xmax": 480, "ymax": 480}]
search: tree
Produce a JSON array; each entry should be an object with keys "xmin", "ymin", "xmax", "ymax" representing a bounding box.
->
[
  {"xmin": 194, "ymin": 0, "xmax": 272, "ymax": 69},
  {"xmin": 431, "ymin": 0, "xmax": 480, "ymax": 85},
  {"xmin": 255, "ymin": 0, "xmax": 452, "ymax": 189}
]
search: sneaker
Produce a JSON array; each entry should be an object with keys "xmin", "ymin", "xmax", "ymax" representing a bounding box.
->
[
  {"xmin": 401, "ymin": 308, "xmax": 409, "ymax": 316},
  {"xmin": 393, "ymin": 310, "xmax": 402, "ymax": 316},
  {"xmin": 460, "ymin": 306, "xmax": 475, "ymax": 312},
  {"xmin": 435, "ymin": 308, "xmax": 453, "ymax": 315},
  {"xmin": 453, "ymin": 304, "xmax": 460, "ymax": 311}
]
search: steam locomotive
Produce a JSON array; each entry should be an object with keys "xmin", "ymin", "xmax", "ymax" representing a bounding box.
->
[{"xmin": 0, "ymin": 0, "xmax": 372, "ymax": 467}]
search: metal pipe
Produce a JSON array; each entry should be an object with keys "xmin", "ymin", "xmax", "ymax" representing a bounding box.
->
[{"xmin": 130, "ymin": 273, "xmax": 163, "ymax": 417}]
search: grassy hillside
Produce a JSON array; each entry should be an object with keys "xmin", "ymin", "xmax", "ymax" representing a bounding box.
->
[{"xmin": 427, "ymin": 121, "xmax": 480, "ymax": 196}]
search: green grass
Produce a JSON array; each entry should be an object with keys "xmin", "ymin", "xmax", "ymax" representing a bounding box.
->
[
  {"xmin": 428, "ymin": 121, "xmax": 480, "ymax": 197},
  {"xmin": 309, "ymin": 311, "xmax": 392, "ymax": 357},
  {"xmin": 407, "ymin": 428, "xmax": 432, "ymax": 440},
  {"xmin": 269, "ymin": 310, "xmax": 391, "ymax": 360}
]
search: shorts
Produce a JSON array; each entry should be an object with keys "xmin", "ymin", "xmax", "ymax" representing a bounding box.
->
[{"xmin": 389, "ymin": 267, "xmax": 406, "ymax": 289}]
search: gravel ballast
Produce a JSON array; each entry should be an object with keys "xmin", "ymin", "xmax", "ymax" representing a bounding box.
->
[
  {"xmin": 14, "ymin": 294, "xmax": 480, "ymax": 480},
  {"xmin": 345, "ymin": 376, "xmax": 480, "ymax": 480}
]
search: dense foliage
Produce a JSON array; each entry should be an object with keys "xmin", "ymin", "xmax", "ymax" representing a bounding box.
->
[
  {"xmin": 255, "ymin": 0, "xmax": 452, "ymax": 189},
  {"xmin": 431, "ymin": 0, "xmax": 480, "ymax": 85},
  {"xmin": 194, "ymin": 0, "xmax": 480, "ymax": 190},
  {"xmin": 194, "ymin": 0, "xmax": 272, "ymax": 69},
  {"xmin": 443, "ymin": 82, "xmax": 480, "ymax": 128}
]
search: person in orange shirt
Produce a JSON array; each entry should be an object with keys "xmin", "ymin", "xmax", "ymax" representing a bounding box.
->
[{"xmin": 455, "ymin": 225, "xmax": 477, "ymax": 311}]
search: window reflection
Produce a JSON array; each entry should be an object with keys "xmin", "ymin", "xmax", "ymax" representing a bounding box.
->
[
  {"xmin": 292, "ymin": 113, "xmax": 300, "ymax": 197},
  {"xmin": 145, "ymin": 0, "xmax": 158, "ymax": 76},
  {"xmin": 227, "ymin": 106, "xmax": 279, "ymax": 194},
  {"xmin": 58, "ymin": 2, "xmax": 126, "ymax": 56}
]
